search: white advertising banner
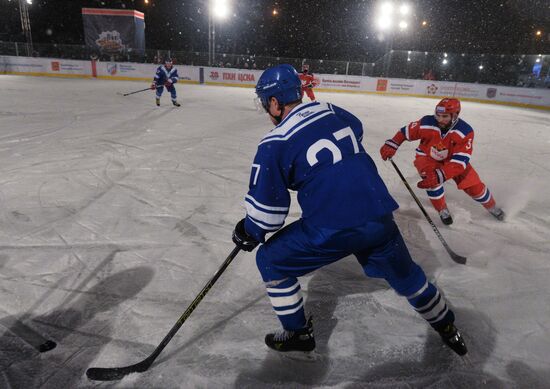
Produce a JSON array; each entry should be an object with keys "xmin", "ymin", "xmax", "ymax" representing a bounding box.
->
[
  {"xmin": 204, "ymin": 67, "xmax": 263, "ymax": 86},
  {"xmin": 316, "ymin": 74, "xmax": 364, "ymax": 91},
  {"xmin": 94, "ymin": 61, "xmax": 200, "ymax": 83},
  {"xmin": 367, "ymin": 77, "xmax": 550, "ymax": 107},
  {"xmin": 0, "ymin": 56, "xmax": 90, "ymax": 76}
]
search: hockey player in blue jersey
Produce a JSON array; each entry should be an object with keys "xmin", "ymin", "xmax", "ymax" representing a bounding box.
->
[
  {"xmin": 232, "ymin": 64, "xmax": 467, "ymax": 356},
  {"xmin": 150, "ymin": 58, "xmax": 181, "ymax": 107}
]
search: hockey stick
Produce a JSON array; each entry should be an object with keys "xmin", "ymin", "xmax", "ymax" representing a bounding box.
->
[
  {"xmin": 389, "ymin": 159, "xmax": 467, "ymax": 265},
  {"xmin": 86, "ymin": 246, "xmax": 241, "ymax": 381},
  {"xmin": 118, "ymin": 88, "xmax": 151, "ymax": 97}
]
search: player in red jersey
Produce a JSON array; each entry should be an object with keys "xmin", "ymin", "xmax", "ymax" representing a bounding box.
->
[
  {"xmin": 380, "ymin": 98, "xmax": 505, "ymax": 225},
  {"xmin": 298, "ymin": 64, "xmax": 318, "ymax": 101}
]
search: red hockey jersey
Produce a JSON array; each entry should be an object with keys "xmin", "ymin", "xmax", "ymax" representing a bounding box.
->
[{"xmin": 392, "ymin": 115, "xmax": 474, "ymax": 180}]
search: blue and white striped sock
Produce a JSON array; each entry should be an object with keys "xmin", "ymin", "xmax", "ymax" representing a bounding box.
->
[
  {"xmin": 265, "ymin": 277, "xmax": 306, "ymax": 331},
  {"xmin": 406, "ymin": 281, "xmax": 454, "ymax": 331}
]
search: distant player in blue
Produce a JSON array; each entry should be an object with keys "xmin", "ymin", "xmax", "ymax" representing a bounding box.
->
[
  {"xmin": 150, "ymin": 58, "xmax": 181, "ymax": 107},
  {"xmin": 232, "ymin": 65, "xmax": 467, "ymax": 356}
]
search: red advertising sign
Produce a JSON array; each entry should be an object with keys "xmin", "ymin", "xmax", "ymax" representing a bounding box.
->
[{"xmin": 376, "ymin": 79, "xmax": 388, "ymax": 92}]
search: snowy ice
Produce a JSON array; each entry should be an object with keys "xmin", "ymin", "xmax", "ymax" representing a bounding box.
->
[{"xmin": 0, "ymin": 75, "xmax": 549, "ymax": 388}]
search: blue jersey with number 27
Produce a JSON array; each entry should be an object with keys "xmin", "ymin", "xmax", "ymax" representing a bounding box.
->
[{"xmin": 244, "ymin": 101, "xmax": 399, "ymax": 243}]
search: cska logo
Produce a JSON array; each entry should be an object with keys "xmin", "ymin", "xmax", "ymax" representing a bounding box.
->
[
  {"xmin": 430, "ymin": 142, "xmax": 448, "ymax": 161},
  {"xmin": 434, "ymin": 142, "xmax": 446, "ymax": 151}
]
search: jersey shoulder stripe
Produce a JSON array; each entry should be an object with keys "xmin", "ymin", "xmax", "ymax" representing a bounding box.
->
[
  {"xmin": 450, "ymin": 120, "xmax": 473, "ymax": 138},
  {"xmin": 260, "ymin": 103, "xmax": 333, "ymax": 145}
]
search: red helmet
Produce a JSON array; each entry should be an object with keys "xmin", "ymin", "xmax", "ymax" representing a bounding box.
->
[{"xmin": 435, "ymin": 98, "xmax": 461, "ymax": 116}]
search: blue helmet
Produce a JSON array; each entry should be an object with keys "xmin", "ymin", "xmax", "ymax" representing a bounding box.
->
[{"xmin": 255, "ymin": 64, "xmax": 302, "ymax": 111}]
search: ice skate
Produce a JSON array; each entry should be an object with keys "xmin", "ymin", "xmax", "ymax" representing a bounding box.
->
[
  {"xmin": 172, "ymin": 100, "xmax": 181, "ymax": 107},
  {"xmin": 438, "ymin": 323, "xmax": 467, "ymax": 356},
  {"xmin": 265, "ymin": 317, "xmax": 315, "ymax": 352},
  {"xmin": 155, "ymin": 97, "xmax": 160, "ymax": 107},
  {"xmin": 439, "ymin": 208, "xmax": 453, "ymax": 225},
  {"xmin": 488, "ymin": 206, "xmax": 505, "ymax": 221}
]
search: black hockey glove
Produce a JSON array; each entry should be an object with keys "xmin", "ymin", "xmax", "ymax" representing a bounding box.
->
[{"xmin": 232, "ymin": 218, "xmax": 259, "ymax": 252}]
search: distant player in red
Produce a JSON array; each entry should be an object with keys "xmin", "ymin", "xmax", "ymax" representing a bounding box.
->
[
  {"xmin": 380, "ymin": 98, "xmax": 505, "ymax": 225},
  {"xmin": 299, "ymin": 64, "xmax": 318, "ymax": 101}
]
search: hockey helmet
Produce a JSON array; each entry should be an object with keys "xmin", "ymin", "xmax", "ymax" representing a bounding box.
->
[
  {"xmin": 435, "ymin": 98, "xmax": 461, "ymax": 115},
  {"xmin": 255, "ymin": 64, "xmax": 302, "ymax": 112}
]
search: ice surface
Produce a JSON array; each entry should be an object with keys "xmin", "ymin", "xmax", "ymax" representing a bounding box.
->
[{"xmin": 0, "ymin": 75, "xmax": 549, "ymax": 388}]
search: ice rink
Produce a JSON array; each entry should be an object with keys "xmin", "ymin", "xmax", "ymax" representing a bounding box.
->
[{"xmin": 0, "ymin": 75, "xmax": 549, "ymax": 388}]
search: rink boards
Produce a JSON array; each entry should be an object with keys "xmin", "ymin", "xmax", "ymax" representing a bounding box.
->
[{"xmin": 1, "ymin": 55, "xmax": 549, "ymax": 110}]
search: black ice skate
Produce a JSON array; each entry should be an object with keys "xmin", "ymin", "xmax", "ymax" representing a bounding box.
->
[
  {"xmin": 439, "ymin": 208, "xmax": 453, "ymax": 225},
  {"xmin": 172, "ymin": 100, "xmax": 181, "ymax": 107},
  {"xmin": 155, "ymin": 97, "xmax": 160, "ymax": 107},
  {"xmin": 438, "ymin": 323, "xmax": 467, "ymax": 356},
  {"xmin": 488, "ymin": 206, "xmax": 505, "ymax": 221},
  {"xmin": 265, "ymin": 317, "xmax": 315, "ymax": 352}
]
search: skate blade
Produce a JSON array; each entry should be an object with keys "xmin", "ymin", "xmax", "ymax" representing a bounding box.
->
[{"xmin": 275, "ymin": 350, "xmax": 322, "ymax": 362}]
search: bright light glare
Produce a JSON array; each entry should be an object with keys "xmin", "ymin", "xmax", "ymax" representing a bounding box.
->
[
  {"xmin": 536, "ymin": 58, "xmax": 541, "ymax": 63},
  {"xmin": 377, "ymin": 16, "xmax": 392, "ymax": 30},
  {"xmin": 26, "ymin": 0, "xmax": 32, "ymax": 4},
  {"xmin": 212, "ymin": 0, "xmax": 230, "ymax": 19},
  {"xmin": 478, "ymin": 65, "xmax": 483, "ymax": 70},
  {"xmin": 442, "ymin": 59, "xmax": 448, "ymax": 65},
  {"xmin": 399, "ymin": 4, "xmax": 410, "ymax": 15},
  {"xmin": 444, "ymin": 52, "xmax": 448, "ymax": 57},
  {"xmin": 536, "ymin": 30, "xmax": 542, "ymax": 36},
  {"xmin": 381, "ymin": 2, "xmax": 394, "ymax": 15},
  {"xmin": 399, "ymin": 20, "xmax": 408, "ymax": 30},
  {"xmin": 422, "ymin": 20, "xmax": 427, "ymax": 26}
]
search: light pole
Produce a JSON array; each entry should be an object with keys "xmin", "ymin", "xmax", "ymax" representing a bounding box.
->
[
  {"xmin": 208, "ymin": 0, "xmax": 230, "ymax": 66},
  {"xmin": 375, "ymin": 2, "xmax": 412, "ymax": 77},
  {"xmin": 19, "ymin": 0, "xmax": 33, "ymax": 56}
]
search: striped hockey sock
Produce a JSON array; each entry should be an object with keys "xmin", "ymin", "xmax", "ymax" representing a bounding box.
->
[
  {"xmin": 406, "ymin": 281, "xmax": 455, "ymax": 332},
  {"xmin": 265, "ymin": 277, "xmax": 306, "ymax": 331}
]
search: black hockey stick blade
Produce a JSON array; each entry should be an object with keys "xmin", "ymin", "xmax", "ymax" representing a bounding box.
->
[
  {"xmin": 37, "ymin": 340, "xmax": 57, "ymax": 353},
  {"xmin": 86, "ymin": 357, "xmax": 153, "ymax": 381},
  {"xmin": 449, "ymin": 250, "xmax": 467, "ymax": 265}
]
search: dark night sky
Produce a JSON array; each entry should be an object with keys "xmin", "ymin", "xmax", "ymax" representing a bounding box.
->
[{"xmin": 1, "ymin": 0, "xmax": 549, "ymax": 61}]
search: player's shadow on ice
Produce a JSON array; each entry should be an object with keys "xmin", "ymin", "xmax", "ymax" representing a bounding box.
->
[
  {"xmin": 0, "ymin": 262, "xmax": 154, "ymax": 388},
  {"xmin": 348, "ymin": 307, "xmax": 504, "ymax": 388}
]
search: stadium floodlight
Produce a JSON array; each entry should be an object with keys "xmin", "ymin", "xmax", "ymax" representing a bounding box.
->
[
  {"xmin": 377, "ymin": 16, "xmax": 392, "ymax": 30},
  {"xmin": 479, "ymin": 65, "xmax": 483, "ymax": 70},
  {"xmin": 442, "ymin": 59, "xmax": 448, "ymax": 65},
  {"xmin": 381, "ymin": 2, "xmax": 394, "ymax": 15},
  {"xmin": 212, "ymin": 0, "xmax": 230, "ymax": 19},
  {"xmin": 208, "ymin": 0, "xmax": 231, "ymax": 66},
  {"xmin": 376, "ymin": 2, "xmax": 413, "ymax": 74},
  {"xmin": 444, "ymin": 52, "xmax": 448, "ymax": 57}
]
